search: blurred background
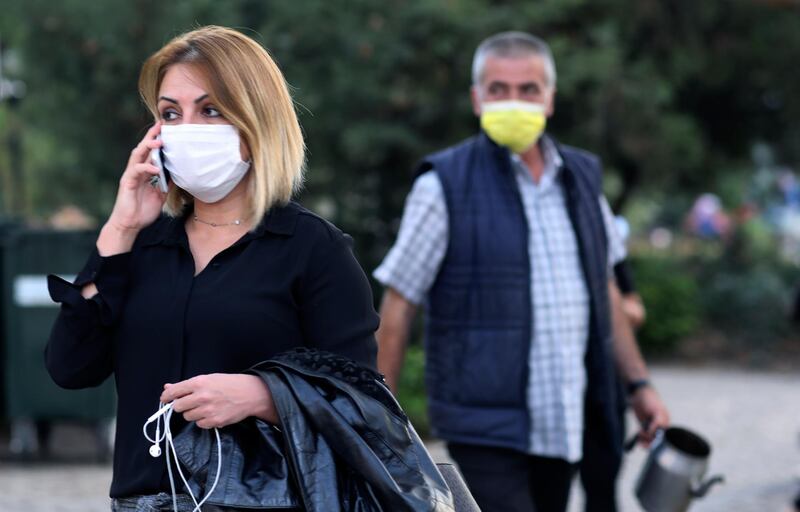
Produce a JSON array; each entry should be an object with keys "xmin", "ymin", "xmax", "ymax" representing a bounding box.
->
[{"xmin": 0, "ymin": 1, "xmax": 799, "ymax": 511}]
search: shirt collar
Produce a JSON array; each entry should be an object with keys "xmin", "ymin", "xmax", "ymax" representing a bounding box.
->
[
  {"xmin": 541, "ymin": 135, "xmax": 564, "ymax": 170},
  {"xmin": 255, "ymin": 202, "xmax": 299, "ymax": 236},
  {"xmin": 510, "ymin": 135, "xmax": 563, "ymax": 188}
]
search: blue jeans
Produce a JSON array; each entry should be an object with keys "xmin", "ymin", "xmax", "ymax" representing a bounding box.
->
[{"xmin": 110, "ymin": 492, "xmax": 234, "ymax": 511}]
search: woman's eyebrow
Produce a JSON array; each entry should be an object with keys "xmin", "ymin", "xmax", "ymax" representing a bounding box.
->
[{"xmin": 157, "ymin": 94, "xmax": 209, "ymax": 104}]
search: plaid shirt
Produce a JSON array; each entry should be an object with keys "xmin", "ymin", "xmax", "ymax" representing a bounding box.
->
[{"xmin": 374, "ymin": 139, "xmax": 625, "ymax": 462}]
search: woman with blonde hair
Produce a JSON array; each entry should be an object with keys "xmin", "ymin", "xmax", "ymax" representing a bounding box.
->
[{"xmin": 45, "ymin": 26, "xmax": 379, "ymax": 510}]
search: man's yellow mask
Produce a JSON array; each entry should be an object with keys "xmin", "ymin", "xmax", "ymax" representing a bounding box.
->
[{"xmin": 479, "ymin": 100, "xmax": 547, "ymax": 153}]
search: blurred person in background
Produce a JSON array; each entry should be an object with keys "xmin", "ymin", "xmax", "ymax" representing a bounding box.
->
[
  {"xmin": 45, "ymin": 26, "xmax": 379, "ymax": 511},
  {"xmin": 612, "ymin": 216, "xmax": 647, "ymax": 330},
  {"xmin": 685, "ymin": 193, "xmax": 732, "ymax": 240},
  {"xmin": 580, "ymin": 216, "xmax": 647, "ymax": 512},
  {"xmin": 374, "ymin": 31, "xmax": 669, "ymax": 512}
]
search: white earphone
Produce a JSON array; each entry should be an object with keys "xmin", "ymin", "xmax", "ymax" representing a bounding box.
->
[
  {"xmin": 143, "ymin": 401, "xmax": 222, "ymax": 512},
  {"xmin": 149, "ymin": 443, "xmax": 162, "ymax": 457},
  {"xmin": 144, "ymin": 402, "xmax": 171, "ymax": 458}
]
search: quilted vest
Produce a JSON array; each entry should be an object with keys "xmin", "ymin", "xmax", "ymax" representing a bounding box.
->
[{"xmin": 418, "ymin": 133, "xmax": 620, "ymax": 455}]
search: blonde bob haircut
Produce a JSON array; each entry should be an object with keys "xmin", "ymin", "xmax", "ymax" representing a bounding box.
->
[{"xmin": 138, "ymin": 26, "xmax": 305, "ymax": 229}]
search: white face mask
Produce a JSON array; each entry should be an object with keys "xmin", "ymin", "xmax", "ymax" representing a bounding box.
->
[{"xmin": 160, "ymin": 124, "xmax": 251, "ymax": 203}]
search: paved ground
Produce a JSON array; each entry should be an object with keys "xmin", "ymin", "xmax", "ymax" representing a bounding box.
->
[{"xmin": 0, "ymin": 364, "xmax": 798, "ymax": 511}]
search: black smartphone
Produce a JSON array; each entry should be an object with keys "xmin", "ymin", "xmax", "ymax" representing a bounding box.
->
[{"xmin": 150, "ymin": 140, "xmax": 171, "ymax": 193}]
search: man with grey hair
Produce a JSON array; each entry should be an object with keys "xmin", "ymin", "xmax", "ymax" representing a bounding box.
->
[{"xmin": 374, "ymin": 31, "xmax": 669, "ymax": 512}]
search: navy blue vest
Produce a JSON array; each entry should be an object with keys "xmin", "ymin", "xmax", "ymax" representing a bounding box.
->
[{"xmin": 417, "ymin": 133, "xmax": 620, "ymax": 455}]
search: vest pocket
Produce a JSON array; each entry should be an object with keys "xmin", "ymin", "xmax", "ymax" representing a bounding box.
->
[
  {"xmin": 453, "ymin": 328, "xmax": 528, "ymax": 406},
  {"xmin": 424, "ymin": 326, "xmax": 461, "ymax": 403}
]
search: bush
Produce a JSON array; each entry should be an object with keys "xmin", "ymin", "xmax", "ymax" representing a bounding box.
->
[
  {"xmin": 396, "ymin": 344, "xmax": 430, "ymax": 437},
  {"xmin": 698, "ymin": 266, "xmax": 793, "ymax": 346},
  {"xmin": 631, "ymin": 254, "xmax": 701, "ymax": 353},
  {"xmin": 694, "ymin": 218, "xmax": 797, "ymax": 346}
]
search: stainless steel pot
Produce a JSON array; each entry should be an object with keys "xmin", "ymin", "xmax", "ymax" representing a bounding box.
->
[{"xmin": 633, "ymin": 426, "xmax": 724, "ymax": 512}]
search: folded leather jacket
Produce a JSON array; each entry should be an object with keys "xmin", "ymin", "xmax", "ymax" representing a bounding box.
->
[{"xmin": 172, "ymin": 348, "xmax": 455, "ymax": 511}]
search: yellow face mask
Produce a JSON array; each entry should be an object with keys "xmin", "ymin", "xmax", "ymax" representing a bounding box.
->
[{"xmin": 479, "ymin": 100, "xmax": 547, "ymax": 153}]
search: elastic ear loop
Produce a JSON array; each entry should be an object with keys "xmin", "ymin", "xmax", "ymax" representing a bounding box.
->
[{"xmin": 143, "ymin": 402, "xmax": 222, "ymax": 512}]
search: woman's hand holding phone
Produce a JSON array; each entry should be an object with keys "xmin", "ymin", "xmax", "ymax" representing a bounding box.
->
[{"xmin": 98, "ymin": 122, "xmax": 167, "ymax": 256}]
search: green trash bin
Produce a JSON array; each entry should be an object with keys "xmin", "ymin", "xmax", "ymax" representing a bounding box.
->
[
  {"xmin": 0, "ymin": 218, "xmax": 21, "ymax": 420},
  {"xmin": 1, "ymin": 228, "xmax": 116, "ymax": 458}
]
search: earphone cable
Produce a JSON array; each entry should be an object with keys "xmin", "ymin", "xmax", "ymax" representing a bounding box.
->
[{"xmin": 143, "ymin": 402, "xmax": 222, "ymax": 512}]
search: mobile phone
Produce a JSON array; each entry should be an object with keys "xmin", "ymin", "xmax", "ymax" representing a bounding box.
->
[{"xmin": 149, "ymin": 137, "xmax": 170, "ymax": 193}]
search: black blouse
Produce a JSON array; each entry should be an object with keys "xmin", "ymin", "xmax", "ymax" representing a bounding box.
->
[{"xmin": 45, "ymin": 202, "xmax": 379, "ymax": 498}]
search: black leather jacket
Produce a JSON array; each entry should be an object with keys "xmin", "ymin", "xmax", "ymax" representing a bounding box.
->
[{"xmin": 172, "ymin": 348, "xmax": 454, "ymax": 511}]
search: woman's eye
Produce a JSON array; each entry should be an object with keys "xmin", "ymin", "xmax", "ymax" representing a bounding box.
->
[
  {"xmin": 204, "ymin": 106, "xmax": 222, "ymax": 118},
  {"xmin": 160, "ymin": 109, "xmax": 179, "ymax": 121}
]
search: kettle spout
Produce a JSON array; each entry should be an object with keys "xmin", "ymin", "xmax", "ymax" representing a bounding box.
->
[{"xmin": 691, "ymin": 475, "xmax": 725, "ymax": 498}]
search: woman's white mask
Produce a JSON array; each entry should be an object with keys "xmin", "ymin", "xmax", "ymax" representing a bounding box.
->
[{"xmin": 160, "ymin": 124, "xmax": 250, "ymax": 203}]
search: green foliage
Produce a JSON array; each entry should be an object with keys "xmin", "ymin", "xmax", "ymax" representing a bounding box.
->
[
  {"xmin": 699, "ymin": 266, "xmax": 791, "ymax": 347},
  {"xmin": 2, "ymin": 0, "xmax": 799, "ymax": 358},
  {"xmin": 631, "ymin": 253, "xmax": 700, "ymax": 353},
  {"xmin": 694, "ymin": 218, "xmax": 797, "ymax": 345},
  {"xmin": 722, "ymin": 217, "xmax": 781, "ymax": 269},
  {"xmin": 396, "ymin": 344, "xmax": 429, "ymax": 437},
  {"xmin": 0, "ymin": 0, "xmax": 239, "ymax": 217},
  {"xmin": 629, "ymin": 209, "xmax": 800, "ymax": 353},
  {"xmin": 1, "ymin": 0, "xmax": 798, "ymax": 252}
]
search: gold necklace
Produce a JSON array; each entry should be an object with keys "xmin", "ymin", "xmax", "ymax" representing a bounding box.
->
[{"xmin": 193, "ymin": 215, "xmax": 242, "ymax": 227}]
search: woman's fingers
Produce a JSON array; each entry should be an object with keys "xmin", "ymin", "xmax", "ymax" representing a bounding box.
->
[
  {"xmin": 135, "ymin": 162, "xmax": 161, "ymax": 176},
  {"xmin": 171, "ymin": 393, "xmax": 204, "ymax": 414},
  {"xmin": 103, "ymin": 122, "xmax": 167, "ymax": 236},
  {"xmin": 161, "ymin": 378, "xmax": 197, "ymax": 403},
  {"xmin": 165, "ymin": 381, "xmax": 222, "ymax": 428},
  {"xmin": 158, "ymin": 374, "xmax": 271, "ymax": 429},
  {"xmin": 119, "ymin": 163, "xmax": 161, "ymax": 189},
  {"xmin": 182, "ymin": 409, "xmax": 204, "ymax": 424}
]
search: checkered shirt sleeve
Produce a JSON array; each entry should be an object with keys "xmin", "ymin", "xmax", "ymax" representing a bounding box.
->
[
  {"xmin": 600, "ymin": 195, "xmax": 626, "ymax": 269},
  {"xmin": 373, "ymin": 172, "xmax": 448, "ymax": 305}
]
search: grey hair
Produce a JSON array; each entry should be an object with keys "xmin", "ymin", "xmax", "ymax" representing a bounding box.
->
[{"xmin": 471, "ymin": 31, "xmax": 557, "ymax": 89}]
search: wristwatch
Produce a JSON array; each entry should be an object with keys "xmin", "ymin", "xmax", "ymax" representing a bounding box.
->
[{"xmin": 626, "ymin": 378, "xmax": 651, "ymax": 396}]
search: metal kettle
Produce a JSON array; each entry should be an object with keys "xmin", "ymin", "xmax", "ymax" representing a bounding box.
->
[{"xmin": 632, "ymin": 426, "xmax": 724, "ymax": 512}]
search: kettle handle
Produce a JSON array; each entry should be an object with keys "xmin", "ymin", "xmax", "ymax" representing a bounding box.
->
[
  {"xmin": 623, "ymin": 432, "xmax": 639, "ymax": 452},
  {"xmin": 690, "ymin": 474, "xmax": 725, "ymax": 498},
  {"xmin": 624, "ymin": 425, "xmax": 664, "ymax": 452}
]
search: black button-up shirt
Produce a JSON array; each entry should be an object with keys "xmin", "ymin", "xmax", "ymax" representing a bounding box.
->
[{"xmin": 45, "ymin": 202, "xmax": 379, "ymax": 498}]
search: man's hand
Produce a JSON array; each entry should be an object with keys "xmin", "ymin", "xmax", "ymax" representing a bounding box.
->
[
  {"xmin": 621, "ymin": 293, "xmax": 646, "ymax": 329},
  {"xmin": 608, "ymin": 279, "xmax": 671, "ymax": 444},
  {"xmin": 630, "ymin": 385, "xmax": 670, "ymax": 445}
]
